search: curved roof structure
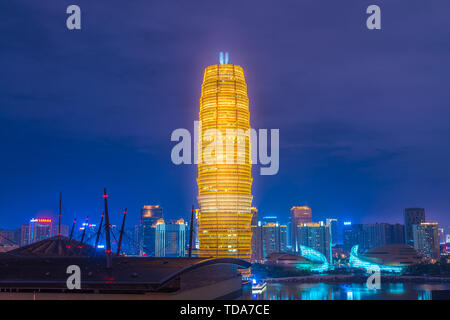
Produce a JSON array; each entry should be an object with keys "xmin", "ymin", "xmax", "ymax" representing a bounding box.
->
[
  {"xmin": 266, "ymin": 252, "xmax": 312, "ymax": 264},
  {"xmin": 6, "ymin": 236, "xmax": 101, "ymax": 257},
  {"xmin": 349, "ymin": 244, "xmax": 420, "ymax": 273},
  {"xmin": 362, "ymin": 244, "xmax": 421, "ymax": 266}
]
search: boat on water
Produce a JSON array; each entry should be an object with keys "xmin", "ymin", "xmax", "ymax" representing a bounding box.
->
[
  {"xmin": 252, "ymin": 279, "xmax": 267, "ymax": 293},
  {"xmin": 241, "ymin": 273, "xmax": 253, "ymax": 285}
]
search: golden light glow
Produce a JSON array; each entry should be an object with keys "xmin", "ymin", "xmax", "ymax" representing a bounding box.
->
[
  {"xmin": 153, "ymin": 218, "xmax": 165, "ymax": 227},
  {"xmin": 197, "ymin": 63, "xmax": 253, "ymax": 261}
]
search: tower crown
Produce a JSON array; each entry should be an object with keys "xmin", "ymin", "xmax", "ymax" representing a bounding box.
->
[{"xmin": 219, "ymin": 51, "xmax": 229, "ymax": 64}]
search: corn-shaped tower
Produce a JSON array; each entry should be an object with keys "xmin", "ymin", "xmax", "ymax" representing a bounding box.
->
[{"xmin": 197, "ymin": 54, "xmax": 253, "ymax": 261}]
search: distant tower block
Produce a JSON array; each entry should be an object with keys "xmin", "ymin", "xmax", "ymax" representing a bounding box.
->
[{"xmin": 197, "ymin": 55, "xmax": 253, "ymax": 261}]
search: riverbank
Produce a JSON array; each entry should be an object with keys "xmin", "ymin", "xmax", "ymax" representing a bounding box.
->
[{"xmin": 265, "ymin": 274, "xmax": 450, "ymax": 284}]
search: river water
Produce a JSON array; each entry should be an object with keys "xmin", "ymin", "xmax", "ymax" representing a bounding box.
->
[{"xmin": 242, "ymin": 282, "xmax": 450, "ymax": 300}]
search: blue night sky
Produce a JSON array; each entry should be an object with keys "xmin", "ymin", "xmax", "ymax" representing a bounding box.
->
[{"xmin": 0, "ymin": 1, "xmax": 449, "ymax": 231}]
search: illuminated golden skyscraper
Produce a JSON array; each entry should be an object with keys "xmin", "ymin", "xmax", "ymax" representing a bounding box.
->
[{"xmin": 197, "ymin": 56, "xmax": 253, "ymax": 261}]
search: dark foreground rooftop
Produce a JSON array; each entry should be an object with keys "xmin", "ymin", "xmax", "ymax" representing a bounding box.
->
[{"xmin": 0, "ymin": 238, "xmax": 250, "ymax": 298}]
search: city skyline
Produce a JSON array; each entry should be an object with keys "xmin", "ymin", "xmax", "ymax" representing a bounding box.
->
[{"xmin": 1, "ymin": 1, "xmax": 450, "ymax": 231}]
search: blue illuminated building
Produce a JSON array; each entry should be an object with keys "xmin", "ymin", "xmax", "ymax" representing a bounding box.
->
[{"xmin": 299, "ymin": 245, "xmax": 330, "ymax": 272}]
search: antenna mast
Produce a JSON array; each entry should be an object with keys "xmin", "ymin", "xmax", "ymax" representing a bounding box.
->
[
  {"xmin": 116, "ymin": 209, "xmax": 127, "ymax": 256},
  {"xmin": 69, "ymin": 218, "xmax": 76, "ymax": 241},
  {"xmin": 188, "ymin": 205, "xmax": 195, "ymax": 258},
  {"xmin": 58, "ymin": 192, "xmax": 62, "ymax": 236},
  {"xmin": 79, "ymin": 216, "xmax": 89, "ymax": 245},
  {"xmin": 103, "ymin": 188, "xmax": 112, "ymax": 268},
  {"xmin": 94, "ymin": 213, "xmax": 104, "ymax": 249}
]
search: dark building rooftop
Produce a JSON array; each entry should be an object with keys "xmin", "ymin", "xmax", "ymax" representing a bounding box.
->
[
  {"xmin": 7, "ymin": 236, "xmax": 99, "ymax": 257},
  {"xmin": 0, "ymin": 237, "xmax": 250, "ymax": 299}
]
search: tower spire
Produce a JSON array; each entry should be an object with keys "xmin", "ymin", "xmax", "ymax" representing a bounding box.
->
[{"xmin": 58, "ymin": 192, "xmax": 62, "ymax": 236}]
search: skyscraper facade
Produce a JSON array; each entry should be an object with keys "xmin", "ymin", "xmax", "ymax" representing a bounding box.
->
[
  {"xmin": 326, "ymin": 218, "xmax": 338, "ymax": 246},
  {"xmin": 413, "ymin": 222, "xmax": 440, "ymax": 260},
  {"xmin": 155, "ymin": 218, "xmax": 186, "ymax": 257},
  {"xmin": 197, "ymin": 60, "xmax": 253, "ymax": 261},
  {"xmin": 297, "ymin": 222, "xmax": 332, "ymax": 263},
  {"xmin": 343, "ymin": 222, "xmax": 405, "ymax": 252},
  {"xmin": 261, "ymin": 222, "xmax": 287, "ymax": 257},
  {"xmin": 404, "ymin": 208, "xmax": 425, "ymax": 246},
  {"xmin": 20, "ymin": 224, "xmax": 30, "ymax": 246},
  {"xmin": 251, "ymin": 221, "xmax": 287, "ymax": 262},
  {"xmin": 141, "ymin": 205, "xmax": 163, "ymax": 256},
  {"xmin": 251, "ymin": 207, "xmax": 258, "ymax": 226},
  {"xmin": 290, "ymin": 206, "xmax": 312, "ymax": 251},
  {"xmin": 29, "ymin": 218, "xmax": 52, "ymax": 244},
  {"xmin": 343, "ymin": 222, "xmax": 364, "ymax": 252},
  {"xmin": 251, "ymin": 222, "xmax": 263, "ymax": 263}
]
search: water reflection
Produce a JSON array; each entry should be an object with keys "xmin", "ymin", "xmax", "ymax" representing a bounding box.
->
[{"xmin": 243, "ymin": 282, "xmax": 449, "ymax": 300}]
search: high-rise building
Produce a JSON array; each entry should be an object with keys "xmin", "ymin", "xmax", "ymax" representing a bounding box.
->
[
  {"xmin": 141, "ymin": 205, "xmax": 163, "ymax": 256},
  {"xmin": 193, "ymin": 209, "xmax": 200, "ymax": 250},
  {"xmin": 297, "ymin": 222, "xmax": 332, "ymax": 263},
  {"xmin": 413, "ymin": 222, "xmax": 440, "ymax": 260},
  {"xmin": 290, "ymin": 206, "xmax": 312, "ymax": 251},
  {"xmin": 438, "ymin": 228, "xmax": 445, "ymax": 244},
  {"xmin": 0, "ymin": 228, "xmax": 20, "ymax": 246},
  {"xmin": 251, "ymin": 220, "xmax": 287, "ymax": 262},
  {"xmin": 262, "ymin": 222, "xmax": 287, "ymax": 257},
  {"xmin": 142, "ymin": 205, "xmax": 163, "ymax": 221},
  {"xmin": 326, "ymin": 218, "xmax": 338, "ymax": 246},
  {"xmin": 29, "ymin": 218, "xmax": 52, "ymax": 244},
  {"xmin": 197, "ymin": 57, "xmax": 253, "ymax": 261},
  {"xmin": 343, "ymin": 222, "xmax": 405, "ymax": 252},
  {"xmin": 404, "ymin": 208, "xmax": 425, "ymax": 246},
  {"xmin": 251, "ymin": 207, "xmax": 258, "ymax": 226},
  {"xmin": 20, "ymin": 224, "xmax": 30, "ymax": 246},
  {"xmin": 155, "ymin": 218, "xmax": 187, "ymax": 257},
  {"xmin": 251, "ymin": 222, "xmax": 263, "ymax": 263},
  {"xmin": 343, "ymin": 222, "xmax": 364, "ymax": 252},
  {"xmin": 389, "ymin": 223, "xmax": 406, "ymax": 244}
]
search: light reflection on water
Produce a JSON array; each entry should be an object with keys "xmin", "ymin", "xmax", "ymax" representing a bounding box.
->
[{"xmin": 243, "ymin": 282, "xmax": 450, "ymax": 300}]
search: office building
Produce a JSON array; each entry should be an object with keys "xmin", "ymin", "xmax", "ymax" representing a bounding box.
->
[
  {"xmin": 343, "ymin": 222, "xmax": 364, "ymax": 252},
  {"xmin": 290, "ymin": 206, "xmax": 312, "ymax": 251},
  {"xmin": 29, "ymin": 218, "xmax": 52, "ymax": 244},
  {"xmin": 438, "ymin": 228, "xmax": 445, "ymax": 244},
  {"xmin": 0, "ymin": 228, "xmax": 20, "ymax": 246},
  {"xmin": 343, "ymin": 222, "xmax": 405, "ymax": 252},
  {"xmin": 154, "ymin": 219, "xmax": 187, "ymax": 257},
  {"xmin": 326, "ymin": 218, "xmax": 338, "ymax": 246},
  {"xmin": 404, "ymin": 208, "xmax": 425, "ymax": 246},
  {"xmin": 251, "ymin": 222, "xmax": 263, "ymax": 263},
  {"xmin": 141, "ymin": 205, "xmax": 163, "ymax": 256},
  {"xmin": 297, "ymin": 222, "xmax": 332, "ymax": 263},
  {"xmin": 262, "ymin": 222, "xmax": 287, "ymax": 257},
  {"xmin": 251, "ymin": 220, "xmax": 287, "ymax": 262},
  {"xmin": 251, "ymin": 207, "xmax": 258, "ymax": 226},
  {"xmin": 413, "ymin": 222, "xmax": 440, "ymax": 260}
]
